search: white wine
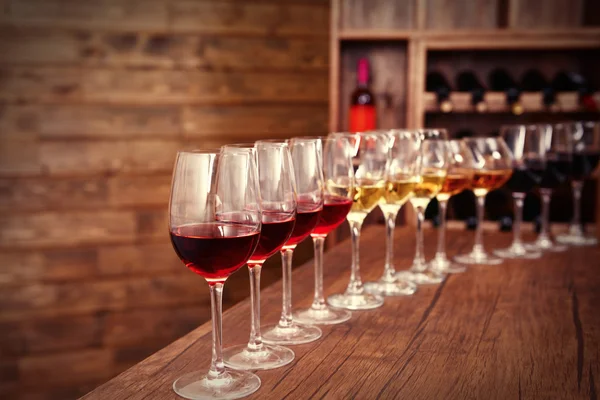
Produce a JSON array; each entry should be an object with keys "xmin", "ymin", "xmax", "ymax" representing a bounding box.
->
[
  {"xmin": 410, "ymin": 169, "xmax": 446, "ymax": 210},
  {"xmin": 329, "ymin": 178, "xmax": 385, "ymax": 223},
  {"xmin": 437, "ymin": 169, "xmax": 472, "ymax": 201},
  {"xmin": 379, "ymin": 177, "xmax": 417, "ymax": 215}
]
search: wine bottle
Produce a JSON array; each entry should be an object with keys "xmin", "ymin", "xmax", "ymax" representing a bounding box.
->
[
  {"xmin": 456, "ymin": 71, "xmax": 487, "ymax": 112},
  {"xmin": 454, "ymin": 129, "xmax": 475, "ymax": 139},
  {"xmin": 426, "ymin": 71, "xmax": 453, "ymax": 113},
  {"xmin": 349, "ymin": 58, "xmax": 376, "ymax": 132},
  {"xmin": 521, "ymin": 69, "xmax": 557, "ymax": 111},
  {"xmin": 488, "ymin": 68, "xmax": 523, "ymax": 115},
  {"xmin": 552, "ymin": 71, "xmax": 597, "ymax": 112}
]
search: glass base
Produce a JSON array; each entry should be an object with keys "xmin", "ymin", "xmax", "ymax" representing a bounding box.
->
[
  {"xmin": 173, "ymin": 369, "xmax": 261, "ymax": 399},
  {"xmin": 293, "ymin": 306, "xmax": 352, "ymax": 325},
  {"xmin": 556, "ymin": 233, "xmax": 598, "ymax": 246},
  {"xmin": 523, "ymin": 236, "xmax": 567, "ymax": 252},
  {"xmin": 327, "ymin": 291, "xmax": 384, "ymax": 310},
  {"xmin": 427, "ymin": 256, "xmax": 467, "ymax": 274},
  {"xmin": 454, "ymin": 249, "xmax": 503, "ymax": 265},
  {"xmin": 395, "ymin": 269, "xmax": 445, "ymax": 285},
  {"xmin": 363, "ymin": 278, "xmax": 417, "ymax": 296},
  {"xmin": 261, "ymin": 322, "xmax": 322, "ymax": 345},
  {"xmin": 493, "ymin": 244, "xmax": 542, "ymax": 259},
  {"xmin": 222, "ymin": 343, "xmax": 294, "ymax": 371}
]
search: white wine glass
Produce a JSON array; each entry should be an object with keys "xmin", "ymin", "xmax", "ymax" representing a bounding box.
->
[
  {"xmin": 327, "ymin": 131, "xmax": 388, "ymax": 310},
  {"xmin": 396, "ymin": 129, "xmax": 449, "ymax": 285},
  {"xmin": 364, "ymin": 129, "xmax": 419, "ymax": 296}
]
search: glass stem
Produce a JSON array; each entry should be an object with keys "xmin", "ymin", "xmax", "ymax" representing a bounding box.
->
[
  {"xmin": 311, "ymin": 236, "xmax": 326, "ymax": 310},
  {"xmin": 539, "ymin": 189, "xmax": 552, "ymax": 240},
  {"xmin": 411, "ymin": 207, "xmax": 426, "ymax": 271},
  {"xmin": 435, "ymin": 199, "xmax": 448, "ymax": 259},
  {"xmin": 512, "ymin": 193, "xmax": 525, "ymax": 247},
  {"xmin": 571, "ymin": 181, "xmax": 583, "ymax": 233},
  {"xmin": 208, "ymin": 282, "xmax": 226, "ymax": 379},
  {"xmin": 246, "ymin": 264, "xmax": 263, "ymax": 352},
  {"xmin": 347, "ymin": 219, "xmax": 364, "ymax": 294},
  {"xmin": 278, "ymin": 248, "xmax": 294, "ymax": 328},
  {"xmin": 382, "ymin": 211, "xmax": 398, "ymax": 282},
  {"xmin": 473, "ymin": 195, "xmax": 486, "ymax": 253}
]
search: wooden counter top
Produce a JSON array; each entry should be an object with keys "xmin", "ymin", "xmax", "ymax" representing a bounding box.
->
[{"xmin": 83, "ymin": 226, "xmax": 600, "ymax": 399}]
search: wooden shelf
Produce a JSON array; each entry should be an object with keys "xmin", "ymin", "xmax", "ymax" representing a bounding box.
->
[
  {"xmin": 424, "ymin": 91, "xmax": 600, "ymax": 113},
  {"xmin": 338, "ymin": 28, "xmax": 600, "ymax": 49}
]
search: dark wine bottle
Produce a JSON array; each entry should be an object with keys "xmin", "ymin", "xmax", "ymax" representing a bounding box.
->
[
  {"xmin": 426, "ymin": 71, "xmax": 453, "ymax": 113},
  {"xmin": 552, "ymin": 71, "xmax": 597, "ymax": 112},
  {"xmin": 349, "ymin": 58, "xmax": 376, "ymax": 132},
  {"xmin": 488, "ymin": 68, "xmax": 523, "ymax": 115},
  {"xmin": 456, "ymin": 70, "xmax": 487, "ymax": 112},
  {"xmin": 521, "ymin": 69, "xmax": 557, "ymax": 111}
]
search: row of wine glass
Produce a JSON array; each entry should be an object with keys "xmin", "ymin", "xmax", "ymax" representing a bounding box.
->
[{"xmin": 167, "ymin": 121, "xmax": 599, "ymax": 399}]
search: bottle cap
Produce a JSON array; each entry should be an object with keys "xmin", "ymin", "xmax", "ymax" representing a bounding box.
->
[{"xmin": 357, "ymin": 58, "xmax": 370, "ymax": 85}]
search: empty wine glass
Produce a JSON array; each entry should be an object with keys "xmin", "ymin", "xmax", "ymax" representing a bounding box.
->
[
  {"xmin": 294, "ymin": 137, "xmax": 353, "ymax": 325},
  {"xmin": 428, "ymin": 139, "xmax": 476, "ymax": 274},
  {"xmin": 327, "ymin": 131, "xmax": 388, "ymax": 310},
  {"xmin": 555, "ymin": 121, "xmax": 600, "ymax": 246},
  {"xmin": 221, "ymin": 143, "xmax": 296, "ymax": 370},
  {"xmin": 364, "ymin": 129, "xmax": 419, "ymax": 296},
  {"xmin": 169, "ymin": 150, "xmax": 261, "ymax": 399},
  {"xmin": 396, "ymin": 129, "xmax": 449, "ymax": 285},
  {"xmin": 454, "ymin": 137, "xmax": 513, "ymax": 265},
  {"xmin": 262, "ymin": 138, "xmax": 324, "ymax": 345},
  {"xmin": 525, "ymin": 124, "xmax": 568, "ymax": 252}
]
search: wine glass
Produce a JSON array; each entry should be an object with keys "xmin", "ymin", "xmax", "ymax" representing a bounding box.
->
[
  {"xmin": 221, "ymin": 143, "xmax": 296, "ymax": 370},
  {"xmin": 525, "ymin": 124, "xmax": 568, "ymax": 252},
  {"xmin": 262, "ymin": 138, "xmax": 324, "ymax": 345},
  {"xmin": 494, "ymin": 125, "xmax": 544, "ymax": 259},
  {"xmin": 428, "ymin": 139, "xmax": 477, "ymax": 274},
  {"xmin": 555, "ymin": 121, "xmax": 600, "ymax": 246},
  {"xmin": 364, "ymin": 129, "xmax": 419, "ymax": 296},
  {"xmin": 293, "ymin": 137, "xmax": 353, "ymax": 325},
  {"xmin": 169, "ymin": 150, "xmax": 261, "ymax": 399},
  {"xmin": 454, "ymin": 137, "xmax": 513, "ymax": 265},
  {"xmin": 327, "ymin": 131, "xmax": 387, "ymax": 310},
  {"xmin": 396, "ymin": 129, "xmax": 449, "ymax": 285}
]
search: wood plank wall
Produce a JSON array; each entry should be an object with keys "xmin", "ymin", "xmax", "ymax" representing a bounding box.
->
[{"xmin": 0, "ymin": 1, "xmax": 329, "ymax": 398}]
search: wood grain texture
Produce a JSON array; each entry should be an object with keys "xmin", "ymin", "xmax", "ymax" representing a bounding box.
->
[
  {"xmin": 2, "ymin": 0, "xmax": 329, "ymax": 37},
  {"xmin": 339, "ymin": 0, "xmax": 416, "ymax": 30},
  {"xmin": 425, "ymin": 0, "xmax": 499, "ymax": 29},
  {"xmin": 508, "ymin": 0, "xmax": 584, "ymax": 28},
  {"xmin": 0, "ymin": 28, "xmax": 328, "ymax": 71},
  {"xmin": 83, "ymin": 226, "xmax": 600, "ymax": 399}
]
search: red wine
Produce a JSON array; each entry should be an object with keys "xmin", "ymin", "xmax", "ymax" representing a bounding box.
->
[
  {"xmin": 505, "ymin": 168, "xmax": 539, "ymax": 193},
  {"xmin": 349, "ymin": 58, "xmax": 376, "ymax": 132},
  {"xmin": 248, "ymin": 213, "xmax": 296, "ymax": 264},
  {"xmin": 456, "ymin": 70, "xmax": 486, "ymax": 112},
  {"xmin": 426, "ymin": 71, "xmax": 453, "ymax": 112},
  {"xmin": 572, "ymin": 152, "xmax": 600, "ymax": 180},
  {"xmin": 170, "ymin": 223, "xmax": 259, "ymax": 281},
  {"xmin": 311, "ymin": 195, "xmax": 352, "ymax": 238},
  {"xmin": 283, "ymin": 204, "xmax": 321, "ymax": 249}
]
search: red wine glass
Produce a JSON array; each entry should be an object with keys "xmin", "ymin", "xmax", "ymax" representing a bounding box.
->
[
  {"xmin": 169, "ymin": 150, "xmax": 262, "ymax": 399},
  {"xmin": 293, "ymin": 137, "xmax": 353, "ymax": 325},
  {"xmin": 221, "ymin": 143, "xmax": 297, "ymax": 370},
  {"xmin": 555, "ymin": 121, "xmax": 600, "ymax": 246},
  {"xmin": 261, "ymin": 138, "xmax": 324, "ymax": 345},
  {"xmin": 494, "ymin": 125, "xmax": 544, "ymax": 259}
]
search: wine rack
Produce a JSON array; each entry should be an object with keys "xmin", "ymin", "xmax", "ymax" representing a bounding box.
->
[
  {"xmin": 330, "ymin": 0, "xmax": 600, "ymax": 234},
  {"xmin": 423, "ymin": 91, "xmax": 600, "ymax": 113}
]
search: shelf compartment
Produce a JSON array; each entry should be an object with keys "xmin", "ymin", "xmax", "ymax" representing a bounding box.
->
[{"xmin": 424, "ymin": 91, "xmax": 600, "ymax": 113}]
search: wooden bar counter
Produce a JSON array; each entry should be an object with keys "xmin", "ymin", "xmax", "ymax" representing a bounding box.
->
[{"xmin": 83, "ymin": 226, "xmax": 600, "ymax": 399}]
